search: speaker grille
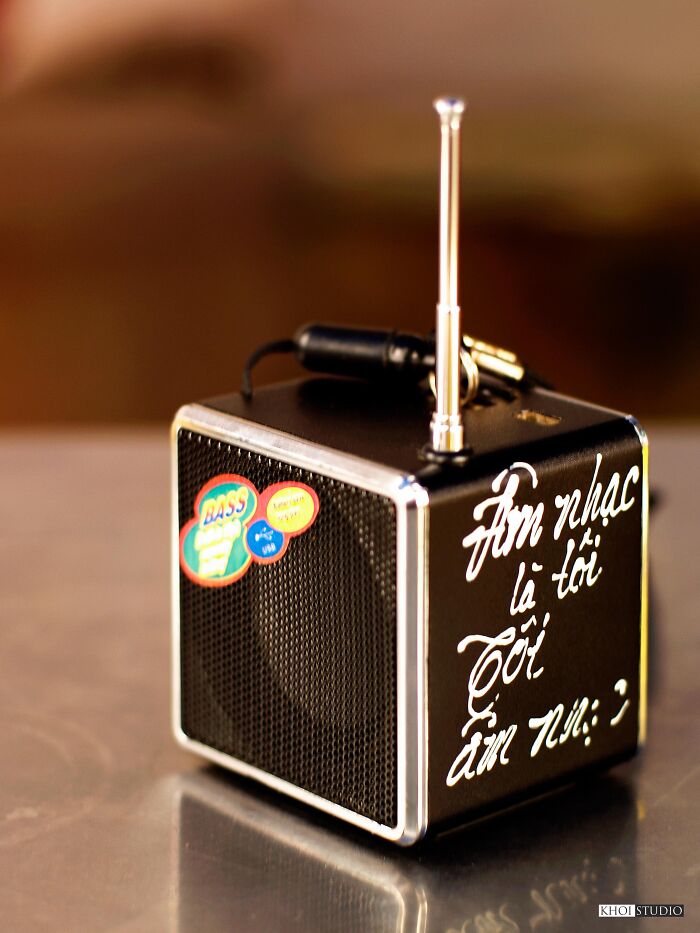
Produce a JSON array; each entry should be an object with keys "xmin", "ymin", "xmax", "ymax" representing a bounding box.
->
[{"xmin": 177, "ymin": 428, "xmax": 398, "ymax": 827}]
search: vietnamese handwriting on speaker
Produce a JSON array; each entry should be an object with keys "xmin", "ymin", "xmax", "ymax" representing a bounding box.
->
[{"xmin": 447, "ymin": 455, "xmax": 640, "ymax": 787}]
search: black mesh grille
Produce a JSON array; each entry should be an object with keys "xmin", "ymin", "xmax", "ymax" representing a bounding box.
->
[{"xmin": 177, "ymin": 429, "xmax": 398, "ymax": 827}]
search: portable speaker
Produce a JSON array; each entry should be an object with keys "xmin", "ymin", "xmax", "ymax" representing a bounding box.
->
[{"xmin": 171, "ymin": 98, "xmax": 648, "ymax": 845}]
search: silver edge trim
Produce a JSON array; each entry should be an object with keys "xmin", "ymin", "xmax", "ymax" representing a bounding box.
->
[
  {"xmin": 626, "ymin": 416, "xmax": 649, "ymax": 747},
  {"xmin": 171, "ymin": 403, "xmax": 429, "ymax": 846}
]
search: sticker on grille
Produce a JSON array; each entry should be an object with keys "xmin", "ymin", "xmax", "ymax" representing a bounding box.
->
[{"xmin": 177, "ymin": 429, "xmax": 398, "ymax": 827}]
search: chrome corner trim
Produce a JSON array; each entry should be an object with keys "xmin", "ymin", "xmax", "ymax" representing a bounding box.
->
[
  {"xmin": 626, "ymin": 416, "xmax": 649, "ymax": 747},
  {"xmin": 170, "ymin": 412, "xmax": 185, "ymax": 751},
  {"xmin": 171, "ymin": 403, "xmax": 429, "ymax": 845},
  {"xmin": 395, "ymin": 479, "xmax": 430, "ymax": 845},
  {"xmin": 176, "ymin": 403, "xmax": 417, "ymax": 499}
]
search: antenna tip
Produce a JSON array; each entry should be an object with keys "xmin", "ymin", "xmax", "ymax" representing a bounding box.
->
[{"xmin": 433, "ymin": 96, "xmax": 466, "ymax": 123}]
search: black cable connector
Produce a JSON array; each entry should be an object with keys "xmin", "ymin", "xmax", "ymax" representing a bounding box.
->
[{"xmin": 241, "ymin": 323, "xmax": 550, "ymax": 399}]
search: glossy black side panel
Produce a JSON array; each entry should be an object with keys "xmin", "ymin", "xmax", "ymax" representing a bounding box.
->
[{"xmin": 427, "ymin": 417, "xmax": 644, "ymax": 827}]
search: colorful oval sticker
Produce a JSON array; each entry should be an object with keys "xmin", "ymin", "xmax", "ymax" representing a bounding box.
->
[
  {"xmin": 263, "ymin": 483, "xmax": 319, "ymax": 535},
  {"xmin": 180, "ymin": 475, "xmax": 319, "ymax": 586}
]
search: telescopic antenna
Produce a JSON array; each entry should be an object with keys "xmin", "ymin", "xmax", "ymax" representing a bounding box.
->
[{"xmin": 430, "ymin": 96, "xmax": 467, "ymax": 456}]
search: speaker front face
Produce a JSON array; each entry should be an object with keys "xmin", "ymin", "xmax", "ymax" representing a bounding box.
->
[{"xmin": 172, "ymin": 404, "xmax": 428, "ymax": 844}]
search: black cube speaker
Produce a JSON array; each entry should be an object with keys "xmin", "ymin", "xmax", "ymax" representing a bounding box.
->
[
  {"xmin": 172, "ymin": 379, "xmax": 647, "ymax": 845},
  {"xmin": 171, "ymin": 98, "xmax": 648, "ymax": 845}
]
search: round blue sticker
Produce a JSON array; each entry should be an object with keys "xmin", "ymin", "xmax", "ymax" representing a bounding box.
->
[{"xmin": 246, "ymin": 519, "xmax": 285, "ymax": 562}]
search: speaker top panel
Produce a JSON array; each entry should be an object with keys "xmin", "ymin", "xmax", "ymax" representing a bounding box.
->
[{"xmin": 206, "ymin": 378, "xmax": 634, "ymax": 481}]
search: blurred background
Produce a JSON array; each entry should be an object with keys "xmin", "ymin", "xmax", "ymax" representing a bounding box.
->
[{"xmin": 0, "ymin": 0, "xmax": 698, "ymax": 424}]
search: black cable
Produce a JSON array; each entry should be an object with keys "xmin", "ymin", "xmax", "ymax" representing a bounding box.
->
[
  {"xmin": 241, "ymin": 324, "xmax": 551, "ymax": 399},
  {"xmin": 241, "ymin": 338, "xmax": 296, "ymax": 400}
]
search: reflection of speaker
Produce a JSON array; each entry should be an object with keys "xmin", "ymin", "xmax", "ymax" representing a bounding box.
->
[
  {"xmin": 176, "ymin": 773, "xmax": 426, "ymax": 933},
  {"xmin": 172, "ymin": 374, "xmax": 647, "ymax": 846},
  {"xmin": 174, "ymin": 770, "xmax": 638, "ymax": 933}
]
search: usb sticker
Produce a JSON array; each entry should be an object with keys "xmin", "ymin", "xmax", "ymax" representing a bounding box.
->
[{"xmin": 180, "ymin": 475, "xmax": 319, "ymax": 586}]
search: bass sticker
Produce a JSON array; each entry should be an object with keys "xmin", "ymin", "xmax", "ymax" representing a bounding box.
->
[{"xmin": 179, "ymin": 474, "xmax": 319, "ymax": 587}]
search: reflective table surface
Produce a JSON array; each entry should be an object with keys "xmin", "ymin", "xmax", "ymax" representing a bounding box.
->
[{"xmin": 0, "ymin": 427, "xmax": 697, "ymax": 931}]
